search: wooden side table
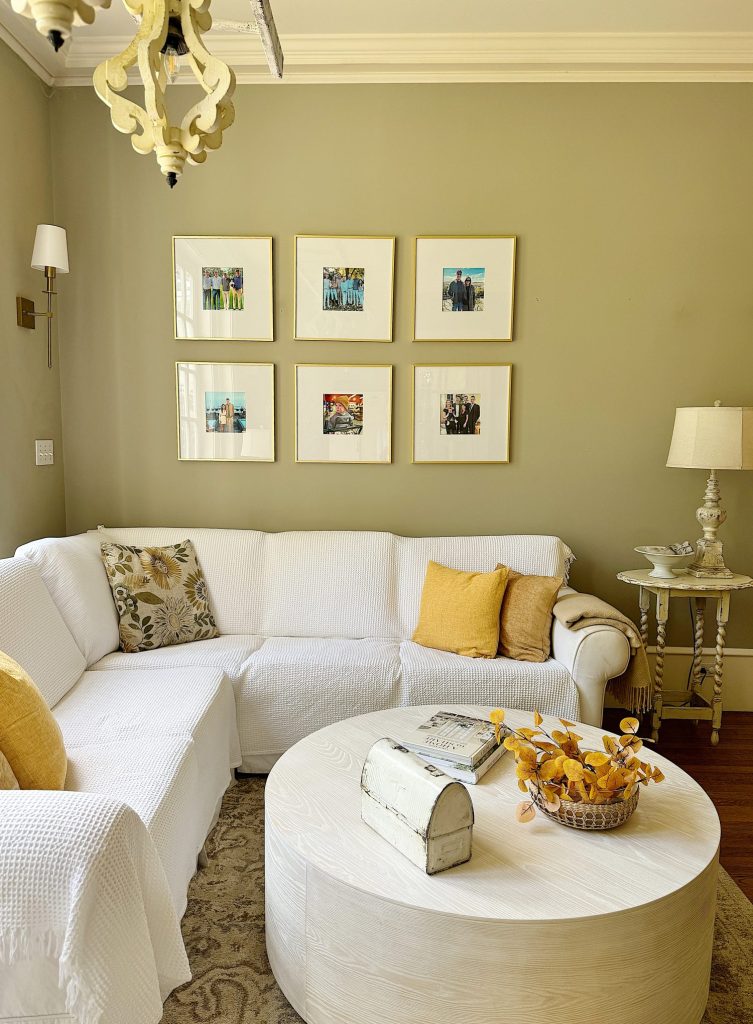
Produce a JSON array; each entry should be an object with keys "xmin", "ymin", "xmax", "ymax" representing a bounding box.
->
[{"xmin": 617, "ymin": 569, "xmax": 753, "ymax": 745}]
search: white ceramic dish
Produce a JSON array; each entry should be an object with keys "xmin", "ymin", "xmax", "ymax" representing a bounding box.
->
[{"xmin": 635, "ymin": 546, "xmax": 695, "ymax": 579}]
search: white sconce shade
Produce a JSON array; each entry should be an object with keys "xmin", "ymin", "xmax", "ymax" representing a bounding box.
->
[
  {"xmin": 667, "ymin": 405, "xmax": 753, "ymax": 471},
  {"xmin": 31, "ymin": 224, "xmax": 69, "ymax": 273}
]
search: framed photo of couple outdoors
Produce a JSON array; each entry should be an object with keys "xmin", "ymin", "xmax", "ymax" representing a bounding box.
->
[
  {"xmin": 173, "ymin": 236, "xmax": 274, "ymax": 341},
  {"xmin": 176, "ymin": 361, "xmax": 275, "ymax": 462},
  {"xmin": 295, "ymin": 364, "xmax": 392, "ymax": 463},
  {"xmin": 294, "ymin": 235, "xmax": 395, "ymax": 342},
  {"xmin": 413, "ymin": 236, "xmax": 516, "ymax": 341},
  {"xmin": 412, "ymin": 363, "xmax": 512, "ymax": 464}
]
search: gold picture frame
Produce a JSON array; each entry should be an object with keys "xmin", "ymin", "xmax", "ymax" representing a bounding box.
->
[
  {"xmin": 176, "ymin": 360, "xmax": 275, "ymax": 462},
  {"xmin": 172, "ymin": 235, "xmax": 274, "ymax": 341},
  {"xmin": 412, "ymin": 235, "xmax": 517, "ymax": 342},
  {"xmin": 294, "ymin": 235, "xmax": 395, "ymax": 342},
  {"xmin": 295, "ymin": 363, "xmax": 393, "ymax": 463},
  {"xmin": 411, "ymin": 363, "xmax": 512, "ymax": 464}
]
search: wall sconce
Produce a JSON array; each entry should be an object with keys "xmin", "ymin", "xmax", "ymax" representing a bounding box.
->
[{"xmin": 16, "ymin": 224, "xmax": 69, "ymax": 369}]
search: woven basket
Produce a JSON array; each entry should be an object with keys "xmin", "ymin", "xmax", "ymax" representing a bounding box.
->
[{"xmin": 531, "ymin": 786, "xmax": 639, "ymax": 831}]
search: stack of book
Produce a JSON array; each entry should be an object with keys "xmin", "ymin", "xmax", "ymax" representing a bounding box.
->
[{"xmin": 399, "ymin": 710, "xmax": 508, "ymax": 785}]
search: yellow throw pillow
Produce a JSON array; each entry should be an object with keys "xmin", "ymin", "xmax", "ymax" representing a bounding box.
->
[
  {"xmin": 497, "ymin": 566, "xmax": 563, "ymax": 662},
  {"xmin": 0, "ymin": 651, "xmax": 67, "ymax": 790},
  {"xmin": 412, "ymin": 561, "xmax": 508, "ymax": 659}
]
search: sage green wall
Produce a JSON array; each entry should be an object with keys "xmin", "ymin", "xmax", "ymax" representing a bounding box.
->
[
  {"xmin": 51, "ymin": 83, "xmax": 753, "ymax": 643},
  {"xmin": 0, "ymin": 41, "xmax": 66, "ymax": 556}
]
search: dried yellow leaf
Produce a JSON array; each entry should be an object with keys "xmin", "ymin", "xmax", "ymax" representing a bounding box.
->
[
  {"xmin": 490, "ymin": 709, "xmax": 506, "ymax": 725},
  {"xmin": 584, "ymin": 751, "xmax": 611, "ymax": 767},
  {"xmin": 620, "ymin": 716, "xmax": 640, "ymax": 734},
  {"xmin": 517, "ymin": 778, "xmax": 529, "ymax": 793},
  {"xmin": 503, "ymin": 735, "xmax": 519, "ymax": 751},
  {"xmin": 563, "ymin": 758, "xmax": 585, "ymax": 781},
  {"xmin": 534, "ymin": 710, "xmax": 543, "ymax": 727},
  {"xmin": 539, "ymin": 759, "xmax": 561, "ymax": 781},
  {"xmin": 515, "ymin": 800, "xmax": 536, "ymax": 824}
]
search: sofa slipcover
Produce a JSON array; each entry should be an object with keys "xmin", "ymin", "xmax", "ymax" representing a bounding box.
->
[{"xmin": 0, "ymin": 556, "xmax": 86, "ymax": 707}]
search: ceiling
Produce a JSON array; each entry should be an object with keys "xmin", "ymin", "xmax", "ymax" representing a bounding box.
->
[{"xmin": 3, "ymin": 0, "xmax": 753, "ymax": 86}]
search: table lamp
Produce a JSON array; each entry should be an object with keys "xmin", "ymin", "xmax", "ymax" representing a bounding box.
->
[{"xmin": 666, "ymin": 401, "xmax": 753, "ymax": 577}]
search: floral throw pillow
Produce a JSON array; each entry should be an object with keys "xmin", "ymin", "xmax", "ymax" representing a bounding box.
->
[{"xmin": 100, "ymin": 540, "xmax": 219, "ymax": 652}]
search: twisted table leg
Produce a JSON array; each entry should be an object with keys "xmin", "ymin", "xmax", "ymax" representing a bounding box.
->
[
  {"xmin": 652, "ymin": 591, "xmax": 669, "ymax": 743},
  {"xmin": 639, "ymin": 587, "xmax": 650, "ymax": 648},
  {"xmin": 711, "ymin": 594, "xmax": 730, "ymax": 746},
  {"xmin": 691, "ymin": 598, "xmax": 706, "ymax": 696}
]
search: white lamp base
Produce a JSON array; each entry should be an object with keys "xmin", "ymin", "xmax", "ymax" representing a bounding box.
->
[{"xmin": 687, "ymin": 538, "xmax": 734, "ymax": 578}]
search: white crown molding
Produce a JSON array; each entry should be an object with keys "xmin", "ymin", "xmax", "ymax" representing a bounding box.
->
[{"xmin": 4, "ymin": 24, "xmax": 753, "ymax": 86}]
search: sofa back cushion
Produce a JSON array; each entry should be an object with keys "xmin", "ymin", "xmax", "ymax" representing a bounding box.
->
[
  {"xmin": 16, "ymin": 534, "xmax": 119, "ymax": 665},
  {"xmin": 0, "ymin": 557, "xmax": 86, "ymax": 707},
  {"xmin": 260, "ymin": 531, "xmax": 398, "ymax": 639},
  {"xmin": 395, "ymin": 535, "xmax": 572, "ymax": 638},
  {"xmin": 97, "ymin": 527, "xmax": 266, "ymax": 635}
]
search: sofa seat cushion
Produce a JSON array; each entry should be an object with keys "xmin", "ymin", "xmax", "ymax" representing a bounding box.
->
[
  {"xmin": 91, "ymin": 634, "xmax": 264, "ymax": 688},
  {"xmin": 0, "ymin": 557, "xmax": 86, "ymax": 707},
  {"xmin": 237, "ymin": 637, "xmax": 402, "ymax": 765},
  {"xmin": 399, "ymin": 641, "xmax": 580, "ymax": 721},
  {"xmin": 65, "ymin": 736, "xmax": 201, "ymax": 916},
  {"xmin": 54, "ymin": 667, "xmax": 241, "ymax": 834}
]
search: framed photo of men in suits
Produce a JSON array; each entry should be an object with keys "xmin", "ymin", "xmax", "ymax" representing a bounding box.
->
[
  {"xmin": 413, "ymin": 236, "xmax": 516, "ymax": 341},
  {"xmin": 412, "ymin": 364, "xmax": 511, "ymax": 464}
]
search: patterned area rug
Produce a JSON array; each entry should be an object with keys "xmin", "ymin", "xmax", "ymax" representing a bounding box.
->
[{"xmin": 163, "ymin": 778, "xmax": 752, "ymax": 1024}]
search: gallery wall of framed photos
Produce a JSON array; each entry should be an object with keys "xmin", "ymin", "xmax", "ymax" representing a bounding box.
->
[{"xmin": 171, "ymin": 234, "xmax": 516, "ymax": 467}]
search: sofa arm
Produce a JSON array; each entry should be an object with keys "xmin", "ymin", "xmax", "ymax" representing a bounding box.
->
[{"xmin": 551, "ymin": 593, "xmax": 631, "ymax": 727}]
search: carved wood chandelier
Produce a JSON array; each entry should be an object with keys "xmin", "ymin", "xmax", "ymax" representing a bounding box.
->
[{"xmin": 11, "ymin": 0, "xmax": 282, "ymax": 188}]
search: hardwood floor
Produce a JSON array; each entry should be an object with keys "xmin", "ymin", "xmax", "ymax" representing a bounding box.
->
[{"xmin": 604, "ymin": 709, "xmax": 753, "ymax": 901}]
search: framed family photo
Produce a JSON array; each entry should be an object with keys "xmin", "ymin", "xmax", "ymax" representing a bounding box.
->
[
  {"xmin": 295, "ymin": 364, "xmax": 392, "ymax": 463},
  {"xmin": 412, "ymin": 363, "xmax": 512, "ymax": 464},
  {"xmin": 413, "ymin": 236, "xmax": 516, "ymax": 341},
  {"xmin": 173, "ymin": 236, "xmax": 274, "ymax": 341},
  {"xmin": 176, "ymin": 361, "xmax": 275, "ymax": 462},
  {"xmin": 294, "ymin": 235, "xmax": 395, "ymax": 342}
]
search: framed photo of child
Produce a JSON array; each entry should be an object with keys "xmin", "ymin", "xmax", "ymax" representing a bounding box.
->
[
  {"xmin": 295, "ymin": 364, "xmax": 392, "ymax": 463},
  {"xmin": 173, "ymin": 236, "xmax": 273, "ymax": 341},
  {"xmin": 413, "ymin": 236, "xmax": 516, "ymax": 341}
]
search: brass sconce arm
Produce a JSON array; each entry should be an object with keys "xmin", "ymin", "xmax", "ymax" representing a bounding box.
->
[{"xmin": 16, "ymin": 266, "xmax": 58, "ymax": 369}]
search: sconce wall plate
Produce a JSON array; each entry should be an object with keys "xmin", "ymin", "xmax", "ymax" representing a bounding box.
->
[{"xmin": 16, "ymin": 296, "xmax": 36, "ymax": 330}]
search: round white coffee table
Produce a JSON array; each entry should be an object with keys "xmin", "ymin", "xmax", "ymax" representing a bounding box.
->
[{"xmin": 265, "ymin": 705, "xmax": 719, "ymax": 1024}]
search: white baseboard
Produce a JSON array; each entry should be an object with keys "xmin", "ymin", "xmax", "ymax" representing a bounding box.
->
[{"xmin": 606, "ymin": 646, "xmax": 753, "ymax": 713}]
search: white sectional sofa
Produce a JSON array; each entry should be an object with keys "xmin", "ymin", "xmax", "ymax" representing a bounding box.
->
[{"xmin": 0, "ymin": 528, "xmax": 631, "ymax": 1022}]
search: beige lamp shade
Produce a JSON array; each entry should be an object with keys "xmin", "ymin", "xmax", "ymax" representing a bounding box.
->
[
  {"xmin": 667, "ymin": 405, "xmax": 753, "ymax": 470},
  {"xmin": 31, "ymin": 224, "xmax": 69, "ymax": 273}
]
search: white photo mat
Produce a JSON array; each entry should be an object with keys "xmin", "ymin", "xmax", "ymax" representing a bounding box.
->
[
  {"xmin": 413, "ymin": 364, "xmax": 511, "ymax": 463},
  {"xmin": 294, "ymin": 236, "xmax": 395, "ymax": 341},
  {"xmin": 295, "ymin": 364, "xmax": 392, "ymax": 463},
  {"xmin": 173, "ymin": 236, "xmax": 273, "ymax": 341},
  {"xmin": 176, "ymin": 361, "xmax": 275, "ymax": 462},
  {"xmin": 413, "ymin": 236, "xmax": 516, "ymax": 341}
]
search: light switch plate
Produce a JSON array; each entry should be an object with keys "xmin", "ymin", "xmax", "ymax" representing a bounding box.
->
[{"xmin": 35, "ymin": 439, "xmax": 54, "ymax": 466}]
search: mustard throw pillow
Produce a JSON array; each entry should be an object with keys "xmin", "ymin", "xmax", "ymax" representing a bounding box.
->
[
  {"xmin": 412, "ymin": 561, "xmax": 508, "ymax": 659},
  {"xmin": 0, "ymin": 651, "xmax": 67, "ymax": 789},
  {"xmin": 497, "ymin": 566, "xmax": 563, "ymax": 662}
]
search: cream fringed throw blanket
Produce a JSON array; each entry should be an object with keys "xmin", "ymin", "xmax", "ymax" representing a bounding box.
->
[
  {"xmin": 0, "ymin": 790, "xmax": 190, "ymax": 1024},
  {"xmin": 553, "ymin": 593, "xmax": 652, "ymax": 714}
]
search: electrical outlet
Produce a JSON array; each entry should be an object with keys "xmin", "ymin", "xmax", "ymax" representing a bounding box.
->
[{"xmin": 35, "ymin": 439, "xmax": 54, "ymax": 466}]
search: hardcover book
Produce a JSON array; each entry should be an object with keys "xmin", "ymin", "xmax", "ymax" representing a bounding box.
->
[{"xmin": 400, "ymin": 711, "xmax": 501, "ymax": 768}]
